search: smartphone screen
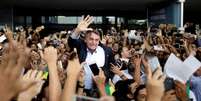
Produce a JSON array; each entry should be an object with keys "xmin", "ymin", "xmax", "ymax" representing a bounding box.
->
[{"xmin": 89, "ymin": 63, "xmax": 99, "ymax": 76}]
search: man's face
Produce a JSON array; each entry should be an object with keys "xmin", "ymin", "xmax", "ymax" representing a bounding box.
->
[
  {"xmin": 121, "ymin": 47, "xmax": 130, "ymax": 58},
  {"xmin": 85, "ymin": 32, "xmax": 100, "ymax": 51}
]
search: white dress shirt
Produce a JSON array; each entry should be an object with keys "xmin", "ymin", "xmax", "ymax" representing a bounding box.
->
[{"xmin": 83, "ymin": 46, "xmax": 105, "ymax": 89}]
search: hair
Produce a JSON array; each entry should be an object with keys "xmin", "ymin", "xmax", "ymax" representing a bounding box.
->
[
  {"xmin": 85, "ymin": 30, "xmax": 100, "ymax": 38},
  {"xmin": 113, "ymin": 79, "xmax": 135, "ymax": 101},
  {"xmin": 133, "ymin": 85, "xmax": 146, "ymax": 100}
]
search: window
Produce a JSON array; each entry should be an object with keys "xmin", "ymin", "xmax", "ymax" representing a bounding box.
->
[
  {"xmin": 58, "ymin": 16, "xmax": 78, "ymax": 24},
  {"xmin": 106, "ymin": 16, "xmax": 115, "ymax": 24},
  {"xmin": 93, "ymin": 16, "xmax": 102, "ymax": 24}
]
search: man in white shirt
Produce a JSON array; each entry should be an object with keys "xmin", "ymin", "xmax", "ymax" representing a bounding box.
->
[{"xmin": 68, "ymin": 15, "xmax": 115, "ymax": 96}]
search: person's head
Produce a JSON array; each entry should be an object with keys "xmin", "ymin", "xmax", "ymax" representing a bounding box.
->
[
  {"xmin": 112, "ymin": 42, "xmax": 119, "ymax": 53},
  {"xmin": 84, "ymin": 30, "xmax": 100, "ymax": 52},
  {"xmin": 134, "ymin": 85, "xmax": 147, "ymax": 101},
  {"xmin": 196, "ymin": 47, "xmax": 201, "ymax": 61},
  {"xmin": 31, "ymin": 44, "xmax": 37, "ymax": 50},
  {"xmin": 113, "ymin": 79, "xmax": 136, "ymax": 101},
  {"xmin": 194, "ymin": 67, "xmax": 201, "ymax": 76},
  {"xmin": 30, "ymin": 50, "xmax": 41, "ymax": 60},
  {"xmin": 119, "ymin": 46, "xmax": 130, "ymax": 59},
  {"xmin": 106, "ymin": 37, "xmax": 114, "ymax": 48}
]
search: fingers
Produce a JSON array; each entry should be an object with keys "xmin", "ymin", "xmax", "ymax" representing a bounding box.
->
[
  {"xmin": 80, "ymin": 15, "xmax": 84, "ymax": 22},
  {"xmin": 145, "ymin": 62, "xmax": 152, "ymax": 79},
  {"xmin": 23, "ymin": 70, "xmax": 32, "ymax": 79},
  {"xmin": 30, "ymin": 70, "xmax": 38, "ymax": 79},
  {"xmin": 86, "ymin": 16, "xmax": 94, "ymax": 25},
  {"xmin": 14, "ymin": 47, "xmax": 29, "ymax": 76},
  {"xmin": 23, "ymin": 70, "xmax": 43, "ymax": 81},
  {"xmin": 159, "ymin": 74, "xmax": 166, "ymax": 82},
  {"xmin": 69, "ymin": 48, "xmax": 78, "ymax": 60},
  {"xmin": 99, "ymin": 69, "xmax": 104, "ymax": 77},
  {"xmin": 152, "ymin": 68, "xmax": 162, "ymax": 79},
  {"xmin": 166, "ymin": 90, "xmax": 176, "ymax": 95},
  {"xmin": 78, "ymin": 15, "xmax": 94, "ymax": 31},
  {"xmin": 4, "ymin": 25, "xmax": 14, "ymax": 45},
  {"xmin": 152, "ymin": 67, "xmax": 166, "ymax": 82},
  {"xmin": 84, "ymin": 15, "xmax": 93, "ymax": 24},
  {"xmin": 36, "ymin": 71, "xmax": 43, "ymax": 80},
  {"xmin": 110, "ymin": 63, "xmax": 120, "ymax": 72}
]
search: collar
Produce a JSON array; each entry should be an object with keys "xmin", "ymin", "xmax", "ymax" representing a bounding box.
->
[
  {"xmin": 87, "ymin": 47, "xmax": 97, "ymax": 54},
  {"xmin": 120, "ymin": 58, "xmax": 129, "ymax": 63}
]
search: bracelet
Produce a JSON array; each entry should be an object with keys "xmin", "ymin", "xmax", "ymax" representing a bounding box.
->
[
  {"xmin": 78, "ymin": 84, "xmax": 85, "ymax": 88},
  {"xmin": 77, "ymin": 81, "xmax": 85, "ymax": 88}
]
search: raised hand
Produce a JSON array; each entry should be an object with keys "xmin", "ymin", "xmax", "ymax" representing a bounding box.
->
[
  {"xmin": 174, "ymin": 80, "xmax": 188, "ymax": 101},
  {"xmin": 62, "ymin": 48, "xmax": 82, "ymax": 101},
  {"xmin": 162, "ymin": 90, "xmax": 177, "ymax": 101},
  {"xmin": 66, "ymin": 48, "xmax": 82, "ymax": 77},
  {"xmin": 42, "ymin": 47, "xmax": 61, "ymax": 101},
  {"xmin": 93, "ymin": 69, "xmax": 107, "ymax": 96},
  {"xmin": 132, "ymin": 54, "xmax": 142, "ymax": 67},
  {"xmin": 18, "ymin": 70, "xmax": 44, "ymax": 101},
  {"xmin": 75, "ymin": 15, "xmax": 94, "ymax": 33},
  {"xmin": 146, "ymin": 66, "xmax": 166, "ymax": 101},
  {"xmin": 0, "ymin": 26, "xmax": 30, "ymax": 101},
  {"xmin": 110, "ymin": 63, "xmax": 123, "ymax": 76},
  {"xmin": 93, "ymin": 69, "xmax": 106, "ymax": 87},
  {"xmin": 131, "ymin": 54, "xmax": 142, "ymax": 85},
  {"xmin": 43, "ymin": 46, "xmax": 58, "ymax": 65}
]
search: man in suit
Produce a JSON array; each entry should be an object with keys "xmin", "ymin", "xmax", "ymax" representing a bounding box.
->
[{"xmin": 68, "ymin": 15, "xmax": 114, "ymax": 96}]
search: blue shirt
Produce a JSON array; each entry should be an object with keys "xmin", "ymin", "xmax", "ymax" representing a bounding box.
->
[{"xmin": 191, "ymin": 75, "xmax": 201, "ymax": 101}]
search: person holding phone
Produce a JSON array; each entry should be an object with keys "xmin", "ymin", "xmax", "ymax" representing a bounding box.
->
[
  {"xmin": 68, "ymin": 15, "xmax": 115, "ymax": 96},
  {"xmin": 111, "ymin": 46, "xmax": 134, "ymax": 84}
]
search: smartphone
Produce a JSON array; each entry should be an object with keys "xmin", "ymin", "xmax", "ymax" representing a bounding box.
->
[
  {"xmin": 164, "ymin": 77, "xmax": 175, "ymax": 91},
  {"xmin": 89, "ymin": 63, "xmax": 99, "ymax": 76}
]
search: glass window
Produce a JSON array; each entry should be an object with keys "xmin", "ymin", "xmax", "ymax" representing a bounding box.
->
[
  {"xmin": 93, "ymin": 16, "xmax": 102, "ymax": 24},
  {"xmin": 58, "ymin": 16, "xmax": 78, "ymax": 24},
  {"xmin": 26, "ymin": 16, "xmax": 32, "ymax": 25},
  {"xmin": 106, "ymin": 16, "xmax": 115, "ymax": 24},
  {"xmin": 49, "ymin": 16, "xmax": 58, "ymax": 23},
  {"xmin": 41, "ymin": 16, "xmax": 45, "ymax": 24},
  {"xmin": 14, "ymin": 16, "xmax": 25, "ymax": 24}
]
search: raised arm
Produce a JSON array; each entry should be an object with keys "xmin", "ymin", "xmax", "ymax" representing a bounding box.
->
[
  {"xmin": 68, "ymin": 15, "xmax": 94, "ymax": 49},
  {"xmin": 72, "ymin": 15, "xmax": 94, "ymax": 38},
  {"xmin": 42, "ymin": 47, "xmax": 62, "ymax": 101},
  {"xmin": 61, "ymin": 49, "xmax": 82, "ymax": 101}
]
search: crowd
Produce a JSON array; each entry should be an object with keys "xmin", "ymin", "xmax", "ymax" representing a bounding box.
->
[{"xmin": 0, "ymin": 15, "xmax": 201, "ymax": 101}]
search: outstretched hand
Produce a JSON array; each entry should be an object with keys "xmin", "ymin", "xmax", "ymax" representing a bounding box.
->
[
  {"xmin": 66, "ymin": 48, "xmax": 82, "ymax": 77},
  {"xmin": 0, "ymin": 26, "xmax": 30, "ymax": 101},
  {"xmin": 18, "ymin": 70, "xmax": 44, "ymax": 101},
  {"xmin": 146, "ymin": 64, "xmax": 166, "ymax": 101},
  {"xmin": 75, "ymin": 15, "xmax": 94, "ymax": 33}
]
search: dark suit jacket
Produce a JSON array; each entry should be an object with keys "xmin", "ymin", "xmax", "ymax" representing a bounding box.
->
[{"xmin": 68, "ymin": 36, "xmax": 115, "ymax": 79}]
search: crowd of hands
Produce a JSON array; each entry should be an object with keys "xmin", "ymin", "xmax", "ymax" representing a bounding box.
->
[{"xmin": 0, "ymin": 15, "xmax": 198, "ymax": 101}]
